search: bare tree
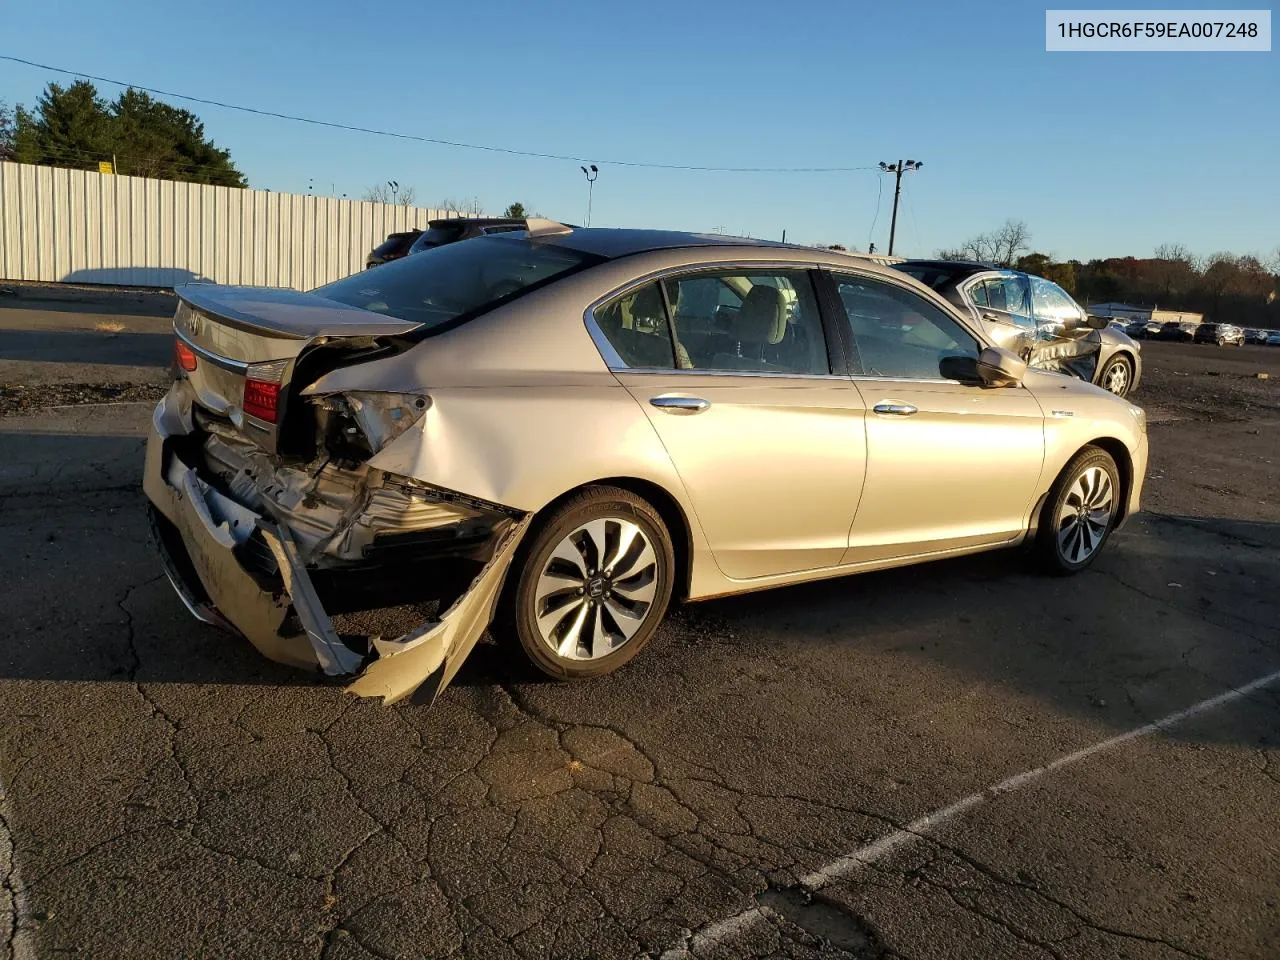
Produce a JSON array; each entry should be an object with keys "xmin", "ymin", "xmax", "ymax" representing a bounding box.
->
[
  {"xmin": 989, "ymin": 220, "xmax": 1031, "ymax": 266},
  {"xmin": 936, "ymin": 219, "xmax": 1030, "ymax": 267},
  {"xmin": 436, "ymin": 196, "xmax": 484, "ymax": 216},
  {"xmin": 363, "ymin": 182, "xmax": 418, "ymax": 206}
]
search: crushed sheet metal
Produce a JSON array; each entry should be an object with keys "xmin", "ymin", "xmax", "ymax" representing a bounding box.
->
[
  {"xmin": 346, "ymin": 515, "xmax": 531, "ymax": 706},
  {"xmin": 259, "ymin": 523, "xmax": 365, "ymax": 677}
]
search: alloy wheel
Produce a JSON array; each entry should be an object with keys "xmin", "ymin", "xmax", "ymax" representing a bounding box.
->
[
  {"xmin": 1103, "ymin": 359, "xmax": 1130, "ymax": 395},
  {"xmin": 1056, "ymin": 466, "xmax": 1114, "ymax": 563},
  {"xmin": 532, "ymin": 518, "xmax": 659, "ymax": 660}
]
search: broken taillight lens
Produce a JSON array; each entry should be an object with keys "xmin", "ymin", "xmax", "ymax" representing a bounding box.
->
[
  {"xmin": 242, "ymin": 379, "xmax": 280, "ymax": 422},
  {"xmin": 174, "ymin": 339, "xmax": 198, "ymax": 372},
  {"xmin": 242, "ymin": 359, "xmax": 290, "ymax": 424}
]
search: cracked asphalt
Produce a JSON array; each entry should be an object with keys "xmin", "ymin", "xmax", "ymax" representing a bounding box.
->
[{"xmin": 1, "ymin": 290, "xmax": 1278, "ymax": 959}]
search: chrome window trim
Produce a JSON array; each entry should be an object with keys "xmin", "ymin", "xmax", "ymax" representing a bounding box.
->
[
  {"xmin": 607, "ymin": 367, "xmax": 852, "ymax": 382},
  {"xmin": 174, "ymin": 325, "xmax": 251, "ymax": 374},
  {"xmin": 583, "ymin": 260, "xmax": 830, "ymax": 377}
]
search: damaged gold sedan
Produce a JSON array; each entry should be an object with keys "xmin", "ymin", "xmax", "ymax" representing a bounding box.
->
[{"xmin": 145, "ymin": 222, "xmax": 1148, "ymax": 705}]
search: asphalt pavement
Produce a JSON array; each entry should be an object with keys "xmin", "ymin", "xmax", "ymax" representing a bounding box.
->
[{"xmin": 1, "ymin": 291, "xmax": 1277, "ymax": 960}]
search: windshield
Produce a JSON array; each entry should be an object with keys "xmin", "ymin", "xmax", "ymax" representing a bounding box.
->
[{"xmin": 317, "ymin": 235, "xmax": 600, "ymax": 330}]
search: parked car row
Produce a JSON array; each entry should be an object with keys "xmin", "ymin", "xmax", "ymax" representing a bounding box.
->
[{"xmin": 1124, "ymin": 319, "xmax": 1279, "ymax": 347}]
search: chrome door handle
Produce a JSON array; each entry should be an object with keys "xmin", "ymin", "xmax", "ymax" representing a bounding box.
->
[
  {"xmin": 650, "ymin": 395, "xmax": 711, "ymax": 415},
  {"xmin": 872, "ymin": 402, "xmax": 918, "ymax": 417}
]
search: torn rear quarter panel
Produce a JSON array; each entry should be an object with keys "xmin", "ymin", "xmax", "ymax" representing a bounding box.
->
[{"xmin": 145, "ymin": 381, "xmax": 533, "ymax": 705}]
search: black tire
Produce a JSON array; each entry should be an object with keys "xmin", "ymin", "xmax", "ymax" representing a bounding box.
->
[
  {"xmin": 1097, "ymin": 354, "xmax": 1133, "ymax": 397},
  {"xmin": 1035, "ymin": 447, "xmax": 1122, "ymax": 576},
  {"xmin": 496, "ymin": 486, "xmax": 675, "ymax": 680}
]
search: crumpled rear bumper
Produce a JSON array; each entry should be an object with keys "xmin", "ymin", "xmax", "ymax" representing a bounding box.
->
[{"xmin": 143, "ymin": 393, "xmax": 528, "ymax": 705}]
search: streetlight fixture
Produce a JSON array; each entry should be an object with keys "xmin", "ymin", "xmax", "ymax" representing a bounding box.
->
[
  {"xmin": 580, "ymin": 165, "xmax": 599, "ymax": 226},
  {"xmin": 878, "ymin": 159, "xmax": 923, "ymax": 256}
]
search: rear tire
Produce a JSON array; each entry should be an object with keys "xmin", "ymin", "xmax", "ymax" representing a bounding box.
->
[
  {"xmin": 1036, "ymin": 447, "xmax": 1121, "ymax": 575},
  {"xmin": 496, "ymin": 486, "xmax": 675, "ymax": 680}
]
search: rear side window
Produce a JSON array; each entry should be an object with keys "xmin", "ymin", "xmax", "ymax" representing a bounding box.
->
[
  {"xmin": 663, "ymin": 270, "xmax": 828, "ymax": 375},
  {"xmin": 593, "ymin": 270, "xmax": 830, "ymax": 376},
  {"xmin": 317, "ymin": 235, "xmax": 598, "ymax": 330},
  {"xmin": 593, "ymin": 282, "xmax": 678, "ymax": 369}
]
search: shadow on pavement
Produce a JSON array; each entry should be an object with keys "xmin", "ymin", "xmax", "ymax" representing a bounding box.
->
[{"xmin": 1, "ymin": 428, "xmax": 1277, "ymax": 747}]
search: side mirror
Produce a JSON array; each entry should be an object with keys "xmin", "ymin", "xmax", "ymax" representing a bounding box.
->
[
  {"xmin": 1083, "ymin": 314, "xmax": 1109, "ymax": 330},
  {"xmin": 975, "ymin": 346, "xmax": 1026, "ymax": 387}
]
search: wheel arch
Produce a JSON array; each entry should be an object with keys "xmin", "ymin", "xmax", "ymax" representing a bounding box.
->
[{"xmin": 1029, "ymin": 436, "xmax": 1135, "ymax": 538}]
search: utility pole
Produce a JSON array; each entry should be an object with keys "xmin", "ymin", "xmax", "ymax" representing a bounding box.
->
[{"xmin": 878, "ymin": 159, "xmax": 923, "ymax": 256}]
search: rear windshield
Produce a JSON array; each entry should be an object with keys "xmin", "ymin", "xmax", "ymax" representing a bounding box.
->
[
  {"xmin": 317, "ymin": 235, "xmax": 601, "ymax": 330},
  {"xmin": 891, "ymin": 263, "xmax": 964, "ymax": 292},
  {"xmin": 370, "ymin": 234, "xmax": 418, "ymax": 259},
  {"xmin": 409, "ymin": 224, "xmax": 466, "ymax": 253}
]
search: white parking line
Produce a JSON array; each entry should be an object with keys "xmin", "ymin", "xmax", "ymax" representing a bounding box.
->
[
  {"xmin": 1, "ymin": 771, "xmax": 36, "ymax": 960},
  {"xmin": 660, "ymin": 667, "xmax": 1280, "ymax": 958}
]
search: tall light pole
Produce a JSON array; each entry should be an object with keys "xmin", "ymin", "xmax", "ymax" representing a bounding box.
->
[
  {"xmin": 878, "ymin": 160, "xmax": 922, "ymax": 256},
  {"xmin": 580, "ymin": 165, "xmax": 598, "ymax": 226}
]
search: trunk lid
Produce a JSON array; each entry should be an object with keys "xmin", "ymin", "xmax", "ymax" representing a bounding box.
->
[{"xmin": 173, "ymin": 284, "xmax": 421, "ymax": 453}]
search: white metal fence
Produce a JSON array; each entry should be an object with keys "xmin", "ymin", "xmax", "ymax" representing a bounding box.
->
[{"xmin": 0, "ymin": 161, "xmax": 468, "ymax": 289}]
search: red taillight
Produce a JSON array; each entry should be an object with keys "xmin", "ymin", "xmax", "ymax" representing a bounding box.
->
[
  {"xmin": 242, "ymin": 378, "xmax": 280, "ymax": 423},
  {"xmin": 174, "ymin": 339, "xmax": 198, "ymax": 372}
]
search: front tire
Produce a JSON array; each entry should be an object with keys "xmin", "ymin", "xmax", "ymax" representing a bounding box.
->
[
  {"xmin": 1036, "ymin": 447, "xmax": 1121, "ymax": 575},
  {"xmin": 1098, "ymin": 354, "xmax": 1133, "ymax": 397},
  {"xmin": 498, "ymin": 486, "xmax": 675, "ymax": 679}
]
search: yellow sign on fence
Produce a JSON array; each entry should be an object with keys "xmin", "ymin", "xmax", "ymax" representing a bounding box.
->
[{"xmin": 98, "ymin": 161, "xmax": 114, "ymax": 175}]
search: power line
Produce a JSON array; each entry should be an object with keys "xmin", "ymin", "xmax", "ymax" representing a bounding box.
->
[
  {"xmin": 1, "ymin": 55, "xmax": 880, "ymax": 175},
  {"xmin": 867, "ymin": 175, "xmax": 883, "ymax": 251}
]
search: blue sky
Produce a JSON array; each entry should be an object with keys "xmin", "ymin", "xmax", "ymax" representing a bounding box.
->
[{"xmin": 2, "ymin": 0, "xmax": 1276, "ymax": 260}]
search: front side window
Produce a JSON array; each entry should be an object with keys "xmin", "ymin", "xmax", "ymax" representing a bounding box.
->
[
  {"xmin": 833, "ymin": 274, "xmax": 979, "ymax": 379},
  {"xmin": 319, "ymin": 235, "xmax": 598, "ymax": 329},
  {"xmin": 661, "ymin": 269, "xmax": 828, "ymax": 375},
  {"xmin": 1030, "ymin": 276, "xmax": 1082, "ymax": 325}
]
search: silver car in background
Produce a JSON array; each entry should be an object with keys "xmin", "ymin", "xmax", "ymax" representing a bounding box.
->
[{"xmin": 895, "ymin": 261, "xmax": 1143, "ymax": 397}]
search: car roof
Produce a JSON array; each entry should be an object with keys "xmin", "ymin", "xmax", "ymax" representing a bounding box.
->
[
  {"xmin": 901, "ymin": 259, "xmax": 997, "ymax": 272},
  {"xmin": 519, "ymin": 227, "xmax": 902, "ymax": 269}
]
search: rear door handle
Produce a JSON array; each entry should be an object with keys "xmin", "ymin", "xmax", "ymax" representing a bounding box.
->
[
  {"xmin": 872, "ymin": 402, "xmax": 918, "ymax": 417},
  {"xmin": 650, "ymin": 395, "xmax": 711, "ymax": 415}
]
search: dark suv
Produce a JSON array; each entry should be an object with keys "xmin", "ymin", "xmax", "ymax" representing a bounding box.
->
[
  {"xmin": 406, "ymin": 218, "xmax": 529, "ymax": 256},
  {"xmin": 365, "ymin": 230, "xmax": 423, "ymax": 269},
  {"xmin": 1193, "ymin": 322, "xmax": 1245, "ymax": 346}
]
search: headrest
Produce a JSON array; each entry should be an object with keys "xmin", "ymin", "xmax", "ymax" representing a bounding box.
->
[{"xmin": 738, "ymin": 285, "xmax": 787, "ymax": 345}]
